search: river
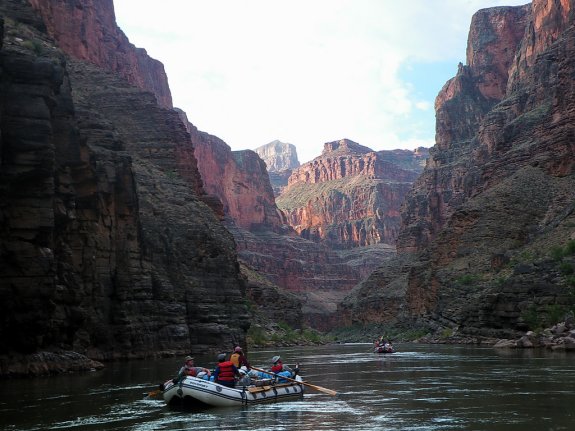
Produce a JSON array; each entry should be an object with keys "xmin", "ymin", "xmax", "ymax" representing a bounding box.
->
[{"xmin": 1, "ymin": 343, "xmax": 573, "ymax": 430}]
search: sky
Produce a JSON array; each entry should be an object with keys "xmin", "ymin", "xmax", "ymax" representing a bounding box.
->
[{"xmin": 114, "ymin": 0, "xmax": 528, "ymax": 164}]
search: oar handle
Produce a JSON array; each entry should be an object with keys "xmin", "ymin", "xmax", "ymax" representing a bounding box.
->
[{"xmin": 251, "ymin": 366, "xmax": 337, "ymax": 396}]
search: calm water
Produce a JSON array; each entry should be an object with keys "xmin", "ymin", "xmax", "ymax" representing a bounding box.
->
[{"xmin": 1, "ymin": 344, "xmax": 573, "ymax": 430}]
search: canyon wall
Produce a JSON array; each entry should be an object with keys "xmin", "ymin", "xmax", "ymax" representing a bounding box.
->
[
  {"xmin": 342, "ymin": 1, "xmax": 575, "ymax": 339},
  {"xmin": 254, "ymin": 140, "xmax": 300, "ymax": 172},
  {"xmin": 278, "ymin": 139, "xmax": 427, "ymax": 249},
  {"xmin": 254, "ymin": 140, "xmax": 300, "ymax": 196},
  {"xmin": 27, "ymin": 0, "xmax": 172, "ymax": 108},
  {"xmin": 182, "ymin": 116, "xmax": 286, "ymax": 233},
  {"xmin": 0, "ymin": 0, "xmax": 247, "ymax": 376}
]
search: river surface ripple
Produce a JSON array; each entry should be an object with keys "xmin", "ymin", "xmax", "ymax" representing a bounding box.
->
[{"xmin": 1, "ymin": 343, "xmax": 573, "ymax": 430}]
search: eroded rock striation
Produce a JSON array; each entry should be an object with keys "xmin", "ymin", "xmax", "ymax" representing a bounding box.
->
[
  {"xmin": 341, "ymin": 1, "xmax": 575, "ymax": 340},
  {"xmin": 255, "ymin": 140, "xmax": 300, "ymax": 172},
  {"xmin": 28, "ymin": 0, "xmax": 172, "ymax": 108},
  {"xmin": 278, "ymin": 139, "xmax": 427, "ymax": 249},
  {"xmin": 181, "ymin": 117, "xmax": 286, "ymax": 233},
  {"xmin": 0, "ymin": 0, "xmax": 247, "ymax": 376},
  {"xmin": 254, "ymin": 140, "xmax": 300, "ymax": 196}
]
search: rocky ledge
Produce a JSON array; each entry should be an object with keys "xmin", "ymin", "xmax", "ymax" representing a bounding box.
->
[
  {"xmin": 494, "ymin": 318, "xmax": 575, "ymax": 351},
  {"xmin": 0, "ymin": 351, "xmax": 105, "ymax": 377}
]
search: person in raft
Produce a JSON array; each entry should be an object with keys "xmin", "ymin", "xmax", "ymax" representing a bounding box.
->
[
  {"xmin": 230, "ymin": 346, "xmax": 251, "ymax": 369},
  {"xmin": 175, "ymin": 356, "xmax": 211, "ymax": 382},
  {"xmin": 213, "ymin": 353, "xmax": 241, "ymax": 388},
  {"xmin": 269, "ymin": 355, "xmax": 299, "ymax": 382}
]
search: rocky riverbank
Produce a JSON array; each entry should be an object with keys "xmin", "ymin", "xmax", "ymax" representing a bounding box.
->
[
  {"xmin": 0, "ymin": 351, "xmax": 104, "ymax": 377},
  {"xmin": 493, "ymin": 318, "xmax": 575, "ymax": 351}
]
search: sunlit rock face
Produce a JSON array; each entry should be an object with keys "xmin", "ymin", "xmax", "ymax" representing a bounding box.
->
[
  {"xmin": 341, "ymin": 1, "xmax": 575, "ymax": 339},
  {"xmin": 255, "ymin": 140, "xmax": 300, "ymax": 172},
  {"xmin": 0, "ymin": 0, "xmax": 248, "ymax": 376},
  {"xmin": 277, "ymin": 139, "xmax": 427, "ymax": 249},
  {"xmin": 181, "ymin": 117, "xmax": 285, "ymax": 233},
  {"xmin": 254, "ymin": 140, "xmax": 300, "ymax": 196},
  {"xmin": 28, "ymin": 0, "xmax": 173, "ymax": 108}
]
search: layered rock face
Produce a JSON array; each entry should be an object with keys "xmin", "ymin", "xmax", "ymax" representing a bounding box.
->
[
  {"xmin": 342, "ymin": 1, "xmax": 575, "ymax": 339},
  {"xmin": 254, "ymin": 140, "xmax": 299, "ymax": 172},
  {"xmin": 229, "ymin": 225, "xmax": 395, "ymax": 330},
  {"xmin": 182, "ymin": 122, "xmax": 391, "ymax": 329},
  {"xmin": 183, "ymin": 118, "xmax": 285, "ymax": 232},
  {"xmin": 254, "ymin": 140, "xmax": 300, "ymax": 196},
  {"xmin": 0, "ymin": 0, "xmax": 247, "ymax": 375},
  {"xmin": 27, "ymin": 0, "xmax": 172, "ymax": 108},
  {"xmin": 277, "ymin": 139, "xmax": 427, "ymax": 249}
]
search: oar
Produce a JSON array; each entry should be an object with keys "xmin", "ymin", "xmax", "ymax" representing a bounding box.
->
[{"xmin": 250, "ymin": 366, "xmax": 337, "ymax": 396}]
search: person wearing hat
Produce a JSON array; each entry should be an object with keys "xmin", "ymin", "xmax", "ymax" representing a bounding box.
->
[
  {"xmin": 270, "ymin": 355, "xmax": 287, "ymax": 374},
  {"xmin": 213, "ymin": 353, "xmax": 240, "ymax": 388},
  {"xmin": 177, "ymin": 356, "xmax": 211, "ymax": 380},
  {"xmin": 269, "ymin": 355, "xmax": 298, "ymax": 383},
  {"xmin": 230, "ymin": 346, "xmax": 251, "ymax": 370}
]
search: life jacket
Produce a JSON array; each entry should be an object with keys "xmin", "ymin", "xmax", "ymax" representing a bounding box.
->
[
  {"xmin": 230, "ymin": 352, "xmax": 240, "ymax": 368},
  {"xmin": 184, "ymin": 365, "xmax": 197, "ymax": 377},
  {"xmin": 271, "ymin": 362, "xmax": 283, "ymax": 373},
  {"xmin": 216, "ymin": 361, "xmax": 235, "ymax": 382}
]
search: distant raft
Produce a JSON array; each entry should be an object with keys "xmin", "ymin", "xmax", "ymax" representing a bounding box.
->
[
  {"xmin": 374, "ymin": 344, "xmax": 395, "ymax": 354},
  {"xmin": 162, "ymin": 375, "xmax": 305, "ymax": 408}
]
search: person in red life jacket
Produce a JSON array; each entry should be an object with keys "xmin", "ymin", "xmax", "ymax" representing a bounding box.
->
[
  {"xmin": 213, "ymin": 353, "xmax": 240, "ymax": 388},
  {"xmin": 230, "ymin": 346, "xmax": 251, "ymax": 370},
  {"xmin": 174, "ymin": 356, "xmax": 211, "ymax": 383},
  {"xmin": 269, "ymin": 355, "xmax": 298, "ymax": 381},
  {"xmin": 270, "ymin": 355, "xmax": 284, "ymax": 374}
]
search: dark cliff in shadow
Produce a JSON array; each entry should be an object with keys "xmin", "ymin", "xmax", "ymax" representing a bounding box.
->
[{"xmin": 0, "ymin": 0, "xmax": 248, "ymax": 376}]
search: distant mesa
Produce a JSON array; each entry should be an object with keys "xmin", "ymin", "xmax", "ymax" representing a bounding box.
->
[
  {"xmin": 322, "ymin": 138, "xmax": 373, "ymax": 156},
  {"xmin": 255, "ymin": 140, "xmax": 300, "ymax": 196},
  {"xmin": 254, "ymin": 140, "xmax": 300, "ymax": 172}
]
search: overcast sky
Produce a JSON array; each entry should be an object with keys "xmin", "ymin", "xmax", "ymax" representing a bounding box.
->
[{"xmin": 114, "ymin": 0, "xmax": 528, "ymax": 164}]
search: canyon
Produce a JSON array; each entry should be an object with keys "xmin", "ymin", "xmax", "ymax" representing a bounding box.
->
[
  {"xmin": 0, "ymin": 0, "xmax": 247, "ymax": 375},
  {"xmin": 342, "ymin": 1, "xmax": 575, "ymax": 341},
  {"xmin": 2, "ymin": 0, "xmax": 574, "ymax": 377}
]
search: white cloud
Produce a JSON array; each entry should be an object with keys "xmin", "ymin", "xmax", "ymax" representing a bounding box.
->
[{"xmin": 114, "ymin": 0, "xmax": 529, "ymax": 164}]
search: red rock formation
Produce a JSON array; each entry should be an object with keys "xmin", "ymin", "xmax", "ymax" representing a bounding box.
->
[
  {"xmin": 398, "ymin": 5, "xmax": 530, "ymax": 253},
  {"xmin": 28, "ymin": 0, "xmax": 172, "ymax": 108},
  {"xmin": 229, "ymin": 226, "xmax": 396, "ymax": 330},
  {"xmin": 180, "ymin": 115, "xmax": 285, "ymax": 232},
  {"xmin": 278, "ymin": 139, "xmax": 426, "ymax": 248},
  {"xmin": 343, "ymin": 0, "xmax": 575, "ymax": 339}
]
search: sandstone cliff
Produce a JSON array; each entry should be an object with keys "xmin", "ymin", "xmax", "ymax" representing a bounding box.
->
[
  {"xmin": 255, "ymin": 140, "xmax": 300, "ymax": 172},
  {"xmin": 342, "ymin": 1, "xmax": 575, "ymax": 340},
  {"xmin": 179, "ymin": 119, "xmax": 392, "ymax": 330},
  {"xmin": 277, "ymin": 139, "xmax": 427, "ymax": 249},
  {"xmin": 27, "ymin": 0, "xmax": 172, "ymax": 108},
  {"xmin": 228, "ymin": 225, "xmax": 396, "ymax": 330},
  {"xmin": 254, "ymin": 140, "xmax": 300, "ymax": 196},
  {"xmin": 181, "ymin": 116, "xmax": 286, "ymax": 233},
  {"xmin": 0, "ymin": 0, "xmax": 248, "ymax": 376}
]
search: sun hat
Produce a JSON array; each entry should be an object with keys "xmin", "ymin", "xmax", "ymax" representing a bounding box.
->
[
  {"xmin": 272, "ymin": 355, "xmax": 281, "ymax": 363},
  {"xmin": 217, "ymin": 353, "xmax": 227, "ymax": 362},
  {"xmin": 234, "ymin": 346, "xmax": 242, "ymax": 352},
  {"xmin": 185, "ymin": 355, "xmax": 193, "ymax": 362}
]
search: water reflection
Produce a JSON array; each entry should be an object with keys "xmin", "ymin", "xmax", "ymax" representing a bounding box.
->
[{"xmin": 1, "ymin": 344, "xmax": 574, "ymax": 430}]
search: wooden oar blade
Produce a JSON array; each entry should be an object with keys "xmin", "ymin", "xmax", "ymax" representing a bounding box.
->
[
  {"xmin": 303, "ymin": 381, "xmax": 338, "ymax": 396},
  {"xmin": 144, "ymin": 389, "xmax": 161, "ymax": 398}
]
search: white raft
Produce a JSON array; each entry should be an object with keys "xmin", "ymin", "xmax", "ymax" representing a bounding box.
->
[{"xmin": 162, "ymin": 375, "xmax": 305, "ymax": 407}]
